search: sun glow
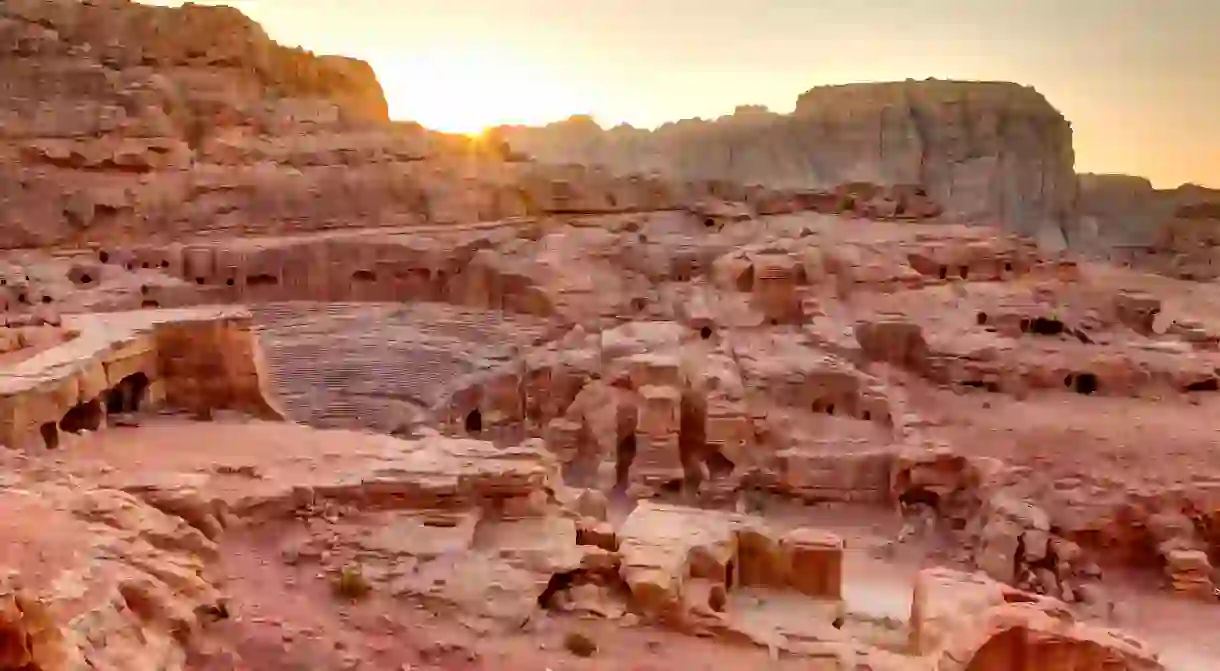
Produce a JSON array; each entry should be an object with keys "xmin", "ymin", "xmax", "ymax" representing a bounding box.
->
[{"xmin": 370, "ymin": 46, "xmax": 589, "ymax": 135}]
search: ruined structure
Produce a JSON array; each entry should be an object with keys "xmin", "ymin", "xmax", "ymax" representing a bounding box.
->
[
  {"xmin": 0, "ymin": 1, "xmax": 1213, "ymax": 670},
  {"xmin": 0, "ymin": 306, "xmax": 283, "ymax": 449}
]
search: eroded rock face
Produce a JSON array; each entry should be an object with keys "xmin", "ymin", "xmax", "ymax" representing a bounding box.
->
[
  {"xmin": 497, "ymin": 80, "xmax": 1077, "ymax": 247},
  {"xmin": 1078, "ymin": 174, "xmax": 1220, "ymax": 278},
  {"xmin": 912, "ymin": 568, "xmax": 1164, "ymax": 671},
  {"xmin": 0, "ymin": 485, "xmax": 225, "ymax": 671},
  {"xmin": 0, "ymin": 306, "xmax": 284, "ymax": 451}
]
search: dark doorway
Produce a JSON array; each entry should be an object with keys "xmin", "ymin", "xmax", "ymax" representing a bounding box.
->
[
  {"xmin": 60, "ymin": 398, "xmax": 104, "ymax": 433},
  {"xmin": 107, "ymin": 373, "xmax": 151, "ymax": 414},
  {"xmin": 40, "ymin": 422, "xmax": 59, "ymax": 449},
  {"xmin": 247, "ymin": 274, "xmax": 279, "ymax": 287},
  {"xmin": 1029, "ymin": 317, "xmax": 1065, "ymax": 336},
  {"xmin": 614, "ymin": 433, "xmax": 637, "ymax": 491},
  {"xmin": 464, "ymin": 409, "xmax": 483, "ymax": 434},
  {"xmin": 1186, "ymin": 378, "xmax": 1220, "ymax": 392},
  {"xmin": 1065, "ymin": 372, "xmax": 1098, "ymax": 395}
]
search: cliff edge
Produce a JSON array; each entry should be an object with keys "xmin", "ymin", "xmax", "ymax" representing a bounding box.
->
[{"xmin": 497, "ymin": 80, "xmax": 1078, "ymax": 248}]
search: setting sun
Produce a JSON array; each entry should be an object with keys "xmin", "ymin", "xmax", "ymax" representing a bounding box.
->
[{"xmin": 369, "ymin": 46, "xmax": 591, "ymax": 135}]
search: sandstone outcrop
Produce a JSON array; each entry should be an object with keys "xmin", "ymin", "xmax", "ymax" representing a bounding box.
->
[
  {"xmin": 0, "ymin": 306, "xmax": 284, "ymax": 450},
  {"xmin": 912, "ymin": 568, "xmax": 1164, "ymax": 670},
  {"xmin": 497, "ymin": 80, "xmax": 1077, "ymax": 247},
  {"xmin": 1078, "ymin": 174, "xmax": 1220, "ymax": 279},
  {"xmin": 0, "ymin": 0, "xmax": 945, "ymax": 254},
  {"xmin": 0, "ymin": 485, "xmax": 227, "ymax": 671},
  {"xmin": 0, "ymin": 1, "xmax": 1216, "ymax": 668}
]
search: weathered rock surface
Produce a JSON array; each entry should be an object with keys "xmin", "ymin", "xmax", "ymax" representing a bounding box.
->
[
  {"xmin": 1078, "ymin": 174, "xmax": 1220, "ymax": 278},
  {"xmin": 0, "ymin": 2, "xmax": 1214, "ymax": 669},
  {"xmin": 0, "ymin": 485, "xmax": 225, "ymax": 671},
  {"xmin": 912, "ymin": 568, "xmax": 1164, "ymax": 670},
  {"xmin": 497, "ymin": 80, "xmax": 1077, "ymax": 247}
]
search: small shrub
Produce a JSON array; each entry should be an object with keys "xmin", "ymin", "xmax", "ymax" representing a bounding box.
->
[
  {"xmin": 332, "ymin": 564, "xmax": 372, "ymax": 600},
  {"xmin": 563, "ymin": 630, "xmax": 597, "ymax": 658}
]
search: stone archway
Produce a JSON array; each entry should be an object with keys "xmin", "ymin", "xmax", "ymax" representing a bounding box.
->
[{"xmin": 106, "ymin": 373, "xmax": 151, "ymax": 414}]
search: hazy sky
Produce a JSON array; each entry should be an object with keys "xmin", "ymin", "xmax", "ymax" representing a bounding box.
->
[{"xmin": 146, "ymin": 0, "xmax": 1218, "ymax": 188}]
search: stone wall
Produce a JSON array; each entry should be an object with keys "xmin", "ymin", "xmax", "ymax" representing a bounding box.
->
[{"xmin": 497, "ymin": 80, "xmax": 1077, "ymax": 248}]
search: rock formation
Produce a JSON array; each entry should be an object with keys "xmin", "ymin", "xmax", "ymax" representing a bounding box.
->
[
  {"xmin": 0, "ymin": 1, "xmax": 1213, "ymax": 669},
  {"xmin": 1077, "ymin": 174, "xmax": 1220, "ymax": 279},
  {"xmin": 496, "ymin": 80, "xmax": 1078, "ymax": 248}
]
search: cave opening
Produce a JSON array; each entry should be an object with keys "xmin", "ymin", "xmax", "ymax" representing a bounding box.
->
[
  {"xmin": 98, "ymin": 250, "xmax": 110, "ymax": 263},
  {"xmin": 976, "ymin": 311, "xmax": 988, "ymax": 326},
  {"xmin": 40, "ymin": 422, "xmax": 59, "ymax": 450},
  {"xmin": 60, "ymin": 398, "xmax": 104, "ymax": 434},
  {"xmin": 464, "ymin": 409, "xmax": 483, "ymax": 434},
  {"xmin": 1185, "ymin": 378, "xmax": 1220, "ymax": 392},
  {"xmin": 1065, "ymin": 372, "xmax": 1098, "ymax": 395},
  {"xmin": 107, "ymin": 373, "xmax": 150, "ymax": 414},
  {"xmin": 898, "ymin": 486, "xmax": 941, "ymax": 512},
  {"xmin": 659, "ymin": 478, "xmax": 684, "ymax": 494},
  {"xmin": 1029, "ymin": 317, "xmax": 1065, "ymax": 336},
  {"xmin": 247, "ymin": 274, "xmax": 279, "ymax": 287},
  {"xmin": 536, "ymin": 570, "xmax": 579, "ymax": 608},
  {"xmin": 614, "ymin": 433, "xmax": 637, "ymax": 491},
  {"xmin": 699, "ymin": 325, "xmax": 713, "ymax": 340},
  {"xmin": 352, "ymin": 270, "xmax": 377, "ymax": 282}
]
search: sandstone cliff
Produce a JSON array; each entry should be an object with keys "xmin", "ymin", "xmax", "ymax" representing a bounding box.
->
[
  {"xmin": 496, "ymin": 80, "xmax": 1078, "ymax": 248},
  {"xmin": 1078, "ymin": 173, "xmax": 1220, "ymax": 278},
  {"xmin": 0, "ymin": 0, "xmax": 485, "ymax": 249}
]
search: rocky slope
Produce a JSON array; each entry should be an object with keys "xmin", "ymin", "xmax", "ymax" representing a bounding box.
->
[{"xmin": 496, "ymin": 80, "xmax": 1078, "ymax": 248}]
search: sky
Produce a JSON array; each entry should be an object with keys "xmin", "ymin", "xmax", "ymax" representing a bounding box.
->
[{"xmin": 144, "ymin": 0, "xmax": 1218, "ymax": 188}]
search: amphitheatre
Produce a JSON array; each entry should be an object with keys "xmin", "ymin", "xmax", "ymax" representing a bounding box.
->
[{"xmin": 1, "ymin": 1, "xmax": 1219, "ymax": 669}]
